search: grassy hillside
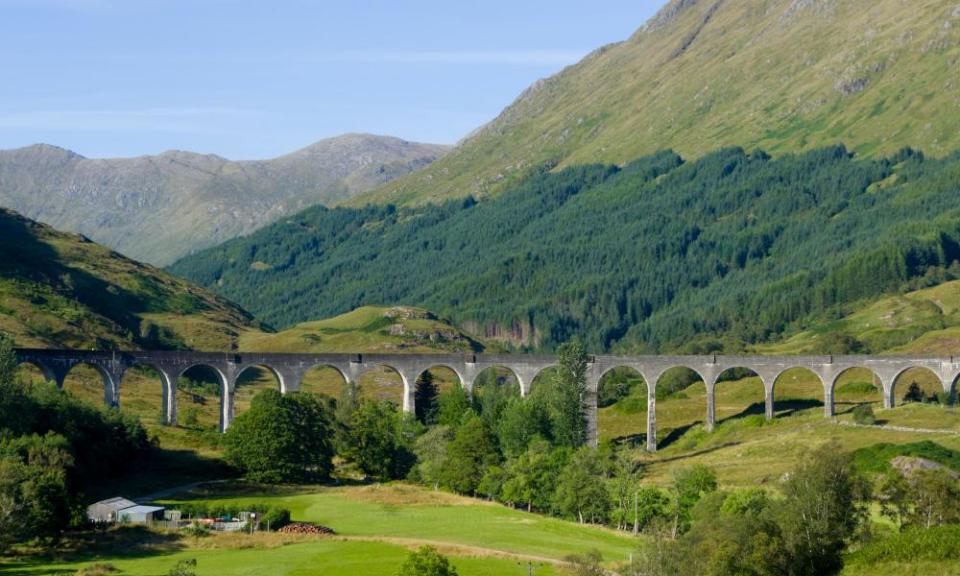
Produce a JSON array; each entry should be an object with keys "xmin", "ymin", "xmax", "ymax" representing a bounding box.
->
[
  {"xmin": 0, "ymin": 135, "xmax": 448, "ymax": 265},
  {"xmin": 171, "ymin": 146, "xmax": 960, "ymax": 353},
  {"xmin": 355, "ymin": 0, "xmax": 960, "ymax": 206},
  {"xmin": 757, "ymin": 278, "xmax": 960, "ymax": 354},
  {"xmin": 239, "ymin": 305, "xmax": 487, "ymax": 354},
  {"xmin": 0, "ymin": 207, "xmax": 260, "ymax": 351}
]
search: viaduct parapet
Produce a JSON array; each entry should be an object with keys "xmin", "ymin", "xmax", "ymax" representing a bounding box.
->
[{"xmin": 14, "ymin": 349, "xmax": 960, "ymax": 451}]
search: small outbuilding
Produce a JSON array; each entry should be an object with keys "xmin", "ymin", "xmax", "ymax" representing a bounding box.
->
[
  {"xmin": 118, "ymin": 505, "xmax": 166, "ymax": 523},
  {"xmin": 87, "ymin": 497, "xmax": 166, "ymax": 524},
  {"xmin": 87, "ymin": 497, "xmax": 137, "ymax": 524}
]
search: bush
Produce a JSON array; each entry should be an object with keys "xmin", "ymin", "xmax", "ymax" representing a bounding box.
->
[
  {"xmin": 564, "ymin": 550, "xmax": 605, "ymax": 576},
  {"xmin": 166, "ymin": 559, "xmax": 197, "ymax": 576},
  {"xmin": 75, "ymin": 564, "xmax": 120, "ymax": 576},
  {"xmin": 852, "ymin": 404, "xmax": 876, "ymax": 425},
  {"xmin": 258, "ymin": 506, "xmax": 291, "ymax": 530},
  {"xmin": 846, "ymin": 525, "xmax": 960, "ymax": 565},
  {"xmin": 837, "ymin": 380, "xmax": 879, "ymax": 395},
  {"xmin": 397, "ymin": 545, "xmax": 459, "ymax": 576},
  {"xmin": 851, "ymin": 441, "xmax": 960, "ymax": 474}
]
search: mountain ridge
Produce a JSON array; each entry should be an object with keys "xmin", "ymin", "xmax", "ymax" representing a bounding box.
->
[
  {"xmin": 351, "ymin": 0, "xmax": 960, "ymax": 206},
  {"xmin": 0, "ymin": 133, "xmax": 449, "ymax": 265}
]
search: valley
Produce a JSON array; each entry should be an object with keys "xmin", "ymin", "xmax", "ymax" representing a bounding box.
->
[{"xmin": 4, "ymin": 0, "xmax": 960, "ymax": 574}]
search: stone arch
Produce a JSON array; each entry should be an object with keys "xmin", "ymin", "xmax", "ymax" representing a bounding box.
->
[
  {"xmin": 527, "ymin": 364, "xmax": 560, "ymax": 396},
  {"xmin": 62, "ymin": 361, "xmax": 116, "ymax": 407},
  {"xmin": 233, "ymin": 364, "xmax": 285, "ymax": 417},
  {"xmin": 891, "ymin": 366, "xmax": 943, "ymax": 406},
  {"xmin": 14, "ymin": 359, "xmax": 57, "ymax": 386},
  {"xmin": 831, "ymin": 366, "xmax": 883, "ymax": 414},
  {"xmin": 412, "ymin": 364, "xmax": 465, "ymax": 425},
  {"xmin": 471, "ymin": 365, "xmax": 522, "ymax": 420},
  {"xmin": 652, "ymin": 365, "xmax": 707, "ymax": 390},
  {"xmin": 178, "ymin": 364, "xmax": 230, "ymax": 432},
  {"xmin": 596, "ymin": 365, "xmax": 649, "ymax": 447},
  {"xmin": 119, "ymin": 362, "xmax": 175, "ymax": 425},
  {"xmin": 771, "ymin": 366, "xmax": 825, "ymax": 417},
  {"xmin": 713, "ymin": 366, "xmax": 765, "ymax": 423},
  {"xmin": 300, "ymin": 363, "xmax": 351, "ymax": 398},
  {"xmin": 653, "ymin": 365, "xmax": 708, "ymax": 439},
  {"xmin": 414, "ymin": 364, "xmax": 467, "ymax": 391},
  {"xmin": 473, "ymin": 365, "xmax": 522, "ymax": 393},
  {"xmin": 358, "ymin": 363, "xmax": 408, "ymax": 410}
]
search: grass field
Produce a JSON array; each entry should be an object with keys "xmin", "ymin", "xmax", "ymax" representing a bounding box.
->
[
  {"xmin": 0, "ymin": 536, "xmax": 564, "ymax": 576},
  {"xmin": 3, "ymin": 483, "xmax": 638, "ymax": 576},
  {"xmin": 157, "ymin": 483, "xmax": 637, "ymax": 563}
]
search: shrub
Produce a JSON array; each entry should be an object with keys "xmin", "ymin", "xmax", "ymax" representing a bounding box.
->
[
  {"xmin": 837, "ymin": 380, "xmax": 878, "ymax": 395},
  {"xmin": 846, "ymin": 525, "xmax": 960, "ymax": 565},
  {"xmin": 397, "ymin": 546, "xmax": 459, "ymax": 576},
  {"xmin": 852, "ymin": 404, "xmax": 876, "ymax": 425},
  {"xmin": 564, "ymin": 549, "xmax": 605, "ymax": 576},
  {"xmin": 851, "ymin": 441, "xmax": 960, "ymax": 474},
  {"xmin": 258, "ymin": 506, "xmax": 291, "ymax": 530},
  {"xmin": 166, "ymin": 559, "xmax": 197, "ymax": 576},
  {"xmin": 75, "ymin": 564, "xmax": 120, "ymax": 576}
]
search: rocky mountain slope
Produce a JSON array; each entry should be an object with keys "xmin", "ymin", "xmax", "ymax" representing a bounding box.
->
[
  {"xmin": 354, "ymin": 0, "xmax": 960, "ymax": 206},
  {"xmin": 0, "ymin": 134, "xmax": 448, "ymax": 265}
]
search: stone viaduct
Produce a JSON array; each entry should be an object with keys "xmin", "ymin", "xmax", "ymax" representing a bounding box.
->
[{"xmin": 14, "ymin": 349, "xmax": 960, "ymax": 451}]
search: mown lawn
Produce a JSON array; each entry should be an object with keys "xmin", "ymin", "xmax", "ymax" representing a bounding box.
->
[
  {"xmin": 0, "ymin": 537, "xmax": 562, "ymax": 576},
  {"xmin": 159, "ymin": 483, "xmax": 637, "ymax": 563}
]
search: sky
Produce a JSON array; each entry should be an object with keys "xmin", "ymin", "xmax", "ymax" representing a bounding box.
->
[{"xmin": 0, "ymin": 0, "xmax": 666, "ymax": 159}]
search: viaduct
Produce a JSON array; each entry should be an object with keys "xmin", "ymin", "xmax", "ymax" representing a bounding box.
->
[{"xmin": 13, "ymin": 349, "xmax": 960, "ymax": 451}]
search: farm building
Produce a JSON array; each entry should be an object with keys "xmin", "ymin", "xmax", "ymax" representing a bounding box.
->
[
  {"xmin": 87, "ymin": 497, "xmax": 137, "ymax": 523},
  {"xmin": 87, "ymin": 497, "xmax": 165, "ymax": 524},
  {"xmin": 118, "ymin": 505, "xmax": 165, "ymax": 523}
]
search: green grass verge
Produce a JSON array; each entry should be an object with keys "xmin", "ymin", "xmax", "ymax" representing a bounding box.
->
[{"xmin": 1, "ymin": 537, "xmax": 562, "ymax": 576}]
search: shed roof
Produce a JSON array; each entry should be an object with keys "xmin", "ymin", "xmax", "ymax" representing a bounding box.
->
[
  {"xmin": 90, "ymin": 497, "xmax": 137, "ymax": 511},
  {"xmin": 119, "ymin": 505, "xmax": 164, "ymax": 516}
]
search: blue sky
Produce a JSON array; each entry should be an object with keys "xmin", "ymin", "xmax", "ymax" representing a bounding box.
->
[{"xmin": 0, "ymin": 0, "xmax": 666, "ymax": 159}]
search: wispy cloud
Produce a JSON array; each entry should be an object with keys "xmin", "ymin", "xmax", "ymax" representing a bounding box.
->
[{"xmin": 0, "ymin": 107, "xmax": 254, "ymax": 133}]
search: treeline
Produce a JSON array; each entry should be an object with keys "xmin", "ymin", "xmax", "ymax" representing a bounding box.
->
[
  {"xmin": 0, "ymin": 334, "xmax": 150, "ymax": 550},
  {"xmin": 171, "ymin": 146, "xmax": 960, "ymax": 352}
]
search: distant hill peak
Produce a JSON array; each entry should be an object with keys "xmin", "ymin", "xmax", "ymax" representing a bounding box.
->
[{"xmin": 0, "ymin": 133, "xmax": 449, "ymax": 265}]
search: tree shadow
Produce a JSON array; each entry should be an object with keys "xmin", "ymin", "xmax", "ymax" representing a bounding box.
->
[
  {"xmin": 773, "ymin": 398, "xmax": 823, "ymax": 416},
  {"xmin": 90, "ymin": 446, "xmax": 238, "ymax": 503},
  {"xmin": 715, "ymin": 399, "xmax": 823, "ymax": 426},
  {"xmin": 1, "ymin": 526, "xmax": 185, "ymax": 575},
  {"xmin": 658, "ymin": 422, "xmax": 699, "ymax": 449}
]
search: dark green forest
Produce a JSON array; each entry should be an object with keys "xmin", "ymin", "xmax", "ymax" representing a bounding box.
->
[{"xmin": 170, "ymin": 145, "xmax": 960, "ymax": 353}]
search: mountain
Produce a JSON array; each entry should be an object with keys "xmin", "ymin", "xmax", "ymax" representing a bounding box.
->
[
  {"xmin": 0, "ymin": 207, "xmax": 261, "ymax": 350},
  {"xmin": 170, "ymin": 145, "xmax": 960, "ymax": 353},
  {"xmin": 0, "ymin": 134, "xmax": 448, "ymax": 265},
  {"xmin": 353, "ymin": 0, "xmax": 960, "ymax": 206}
]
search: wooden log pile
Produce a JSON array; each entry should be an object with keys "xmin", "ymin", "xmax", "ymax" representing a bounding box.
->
[{"xmin": 277, "ymin": 522, "xmax": 336, "ymax": 535}]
